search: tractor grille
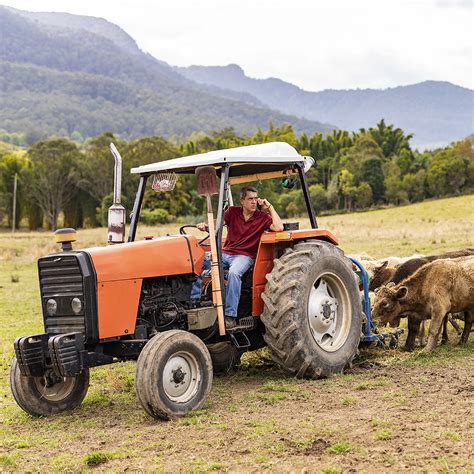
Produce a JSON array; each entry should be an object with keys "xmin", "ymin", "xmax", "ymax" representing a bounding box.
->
[{"xmin": 39, "ymin": 255, "xmax": 86, "ymax": 335}]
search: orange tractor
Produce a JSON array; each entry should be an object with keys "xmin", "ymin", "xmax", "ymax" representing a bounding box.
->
[{"xmin": 11, "ymin": 142, "xmax": 366, "ymax": 420}]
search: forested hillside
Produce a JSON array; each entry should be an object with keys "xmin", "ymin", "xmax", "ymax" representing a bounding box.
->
[
  {"xmin": 178, "ymin": 64, "xmax": 474, "ymax": 148},
  {"xmin": 1, "ymin": 122, "xmax": 472, "ymax": 231},
  {"xmin": 0, "ymin": 6, "xmax": 333, "ymax": 142}
]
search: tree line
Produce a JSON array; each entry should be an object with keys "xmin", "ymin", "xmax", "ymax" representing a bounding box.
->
[{"xmin": 0, "ymin": 121, "xmax": 473, "ymax": 231}]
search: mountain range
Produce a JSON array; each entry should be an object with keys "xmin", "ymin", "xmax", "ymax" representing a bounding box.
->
[
  {"xmin": 1, "ymin": 5, "xmax": 472, "ymax": 148},
  {"xmin": 0, "ymin": 6, "xmax": 331, "ymax": 141},
  {"xmin": 177, "ymin": 64, "xmax": 473, "ymax": 148}
]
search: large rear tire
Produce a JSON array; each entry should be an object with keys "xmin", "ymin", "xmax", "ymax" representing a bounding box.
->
[
  {"xmin": 261, "ymin": 241, "xmax": 362, "ymax": 378},
  {"xmin": 135, "ymin": 330, "xmax": 213, "ymax": 420},
  {"xmin": 10, "ymin": 358, "xmax": 89, "ymax": 416}
]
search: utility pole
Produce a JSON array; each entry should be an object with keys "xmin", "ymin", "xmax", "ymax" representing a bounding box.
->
[{"xmin": 12, "ymin": 173, "xmax": 17, "ymax": 233}]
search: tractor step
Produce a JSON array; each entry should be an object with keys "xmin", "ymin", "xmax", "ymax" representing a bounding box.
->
[
  {"xmin": 228, "ymin": 331, "xmax": 251, "ymax": 349},
  {"xmin": 226, "ymin": 317, "xmax": 256, "ymax": 349},
  {"xmin": 233, "ymin": 316, "xmax": 256, "ymax": 331}
]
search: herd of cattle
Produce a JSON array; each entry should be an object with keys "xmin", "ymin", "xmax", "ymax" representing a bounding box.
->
[{"xmin": 351, "ymin": 249, "xmax": 474, "ymax": 352}]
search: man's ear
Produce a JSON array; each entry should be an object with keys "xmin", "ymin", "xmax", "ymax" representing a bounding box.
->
[{"xmin": 395, "ymin": 286, "xmax": 408, "ymax": 300}]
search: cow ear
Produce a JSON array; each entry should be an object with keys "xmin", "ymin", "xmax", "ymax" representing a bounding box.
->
[
  {"xmin": 378, "ymin": 261, "xmax": 389, "ymax": 270},
  {"xmin": 396, "ymin": 286, "xmax": 408, "ymax": 300}
]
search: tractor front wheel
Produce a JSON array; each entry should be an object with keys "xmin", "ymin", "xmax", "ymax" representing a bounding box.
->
[
  {"xmin": 135, "ymin": 330, "xmax": 213, "ymax": 420},
  {"xmin": 261, "ymin": 241, "xmax": 362, "ymax": 378},
  {"xmin": 10, "ymin": 358, "xmax": 89, "ymax": 416}
]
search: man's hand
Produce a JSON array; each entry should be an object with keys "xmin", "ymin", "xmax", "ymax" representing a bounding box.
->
[
  {"xmin": 257, "ymin": 198, "xmax": 272, "ymax": 211},
  {"xmin": 196, "ymin": 222, "xmax": 209, "ymax": 232}
]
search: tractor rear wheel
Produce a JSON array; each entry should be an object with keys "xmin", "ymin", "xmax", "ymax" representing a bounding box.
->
[
  {"xmin": 135, "ymin": 330, "xmax": 213, "ymax": 420},
  {"xmin": 10, "ymin": 358, "xmax": 89, "ymax": 416},
  {"xmin": 261, "ymin": 241, "xmax": 362, "ymax": 378}
]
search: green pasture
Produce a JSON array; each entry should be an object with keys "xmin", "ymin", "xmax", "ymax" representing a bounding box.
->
[{"xmin": 0, "ymin": 194, "xmax": 473, "ymax": 472}]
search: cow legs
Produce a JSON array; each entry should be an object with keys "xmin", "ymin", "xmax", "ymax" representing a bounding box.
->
[
  {"xmin": 459, "ymin": 311, "xmax": 473, "ymax": 345},
  {"xmin": 425, "ymin": 311, "xmax": 446, "ymax": 352},
  {"xmin": 416, "ymin": 320, "xmax": 427, "ymax": 347},
  {"xmin": 405, "ymin": 316, "xmax": 421, "ymax": 352},
  {"xmin": 441, "ymin": 315, "xmax": 449, "ymax": 345},
  {"xmin": 448, "ymin": 314, "xmax": 463, "ymax": 335}
]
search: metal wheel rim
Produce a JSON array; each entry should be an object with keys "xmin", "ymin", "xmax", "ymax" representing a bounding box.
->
[
  {"xmin": 307, "ymin": 272, "xmax": 352, "ymax": 352},
  {"xmin": 33, "ymin": 375, "xmax": 76, "ymax": 401},
  {"xmin": 163, "ymin": 351, "xmax": 201, "ymax": 403}
]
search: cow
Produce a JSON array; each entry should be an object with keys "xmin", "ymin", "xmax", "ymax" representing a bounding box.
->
[
  {"xmin": 385, "ymin": 248, "xmax": 474, "ymax": 350},
  {"xmin": 391, "ymin": 248, "xmax": 474, "ymax": 285},
  {"xmin": 372, "ymin": 256, "xmax": 474, "ymax": 352},
  {"xmin": 368, "ymin": 255, "xmax": 425, "ymax": 292}
]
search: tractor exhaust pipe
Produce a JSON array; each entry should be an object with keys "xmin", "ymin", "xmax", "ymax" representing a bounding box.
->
[{"xmin": 108, "ymin": 143, "xmax": 126, "ymax": 244}]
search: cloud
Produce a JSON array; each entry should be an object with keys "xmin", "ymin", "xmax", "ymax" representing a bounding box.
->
[{"xmin": 4, "ymin": 0, "xmax": 473, "ymax": 90}]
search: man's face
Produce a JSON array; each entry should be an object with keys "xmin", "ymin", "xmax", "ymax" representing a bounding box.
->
[{"xmin": 241, "ymin": 191, "xmax": 258, "ymax": 213}]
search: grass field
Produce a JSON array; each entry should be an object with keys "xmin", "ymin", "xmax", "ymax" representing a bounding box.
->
[{"xmin": 0, "ymin": 194, "xmax": 473, "ymax": 472}]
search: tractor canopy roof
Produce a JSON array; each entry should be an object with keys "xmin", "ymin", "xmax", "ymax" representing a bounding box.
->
[{"xmin": 131, "ymin": 142, "xmax": 314, "ymax": 178}]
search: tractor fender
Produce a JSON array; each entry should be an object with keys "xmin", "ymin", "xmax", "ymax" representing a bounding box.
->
[{"xmin": 252, "ymin": 229, "xmax": 339, "ymax": 316}]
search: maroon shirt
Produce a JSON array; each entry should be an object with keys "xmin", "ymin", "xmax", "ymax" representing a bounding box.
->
[{"xmin": 223, "ymin": 206, "xmax": 273, "ymax": 258}]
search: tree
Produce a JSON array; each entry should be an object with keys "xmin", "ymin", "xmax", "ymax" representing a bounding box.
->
[
  {"xmin": 338, "ymin": 169, "xmax": 357, "ymax": 212},
  {"xmin": 23, "ymin": 138, "xmax": 81, "ymax": 229},
  {"xmin": 0, "ymin": 152, "xmax": 27, "ymax": 228},
  {"xmin": 309, "ymin": 184, "xmax": 328, "ymax": 212},
  {"xmin": 354, "ymin": 182, "xmax": 373, "ymax": 209},
  {"xmin": 79, "ymin": 133, "xmax": 122, "ymax": 205},
  {"xmin": 427, "ymin": 149, "xmax": 467, "ymax": 196},
  {"xmin": 365, "ymin": 119, "xmax": 413, "ymax": 159},
  {"xmin": 358, "ymin": 158, "xmax": 385, "ymax": 203},
  {"xmin": 340, "ymin": 133, "xmax": 384, "ymax": 178},
  {"xmin": 452, "ymin": 135, "xmax": 474, "ymax": 189},
  {"xmin": 125, "ymin": 136, "xmax": 192, "ymax": 220},
  {"xmin": 401, "ymin": 170, "xmax": 427, "ymax": 202}
]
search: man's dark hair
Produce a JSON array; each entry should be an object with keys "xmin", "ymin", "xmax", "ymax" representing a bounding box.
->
[{"xmin": 240, "ymin": 186, "xmax": 258, "ymax": 200}]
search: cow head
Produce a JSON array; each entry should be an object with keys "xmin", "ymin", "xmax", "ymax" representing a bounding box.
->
[
  {"xmin": 369, "ymin": 260, "xmax": 396, "ymax": 292},
  {"xmin": 372, "ymin": 284, "xmax": 408, "ymax": 327}
]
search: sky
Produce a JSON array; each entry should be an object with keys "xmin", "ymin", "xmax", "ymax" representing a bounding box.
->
[{"xmin": 3, "ymin": 0, "xmax": 473, "ymax": 92}]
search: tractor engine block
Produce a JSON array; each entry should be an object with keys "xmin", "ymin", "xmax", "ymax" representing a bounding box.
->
[{"xmin": 138, "ymin": 275, "xmax": 194, "ymax": 333}]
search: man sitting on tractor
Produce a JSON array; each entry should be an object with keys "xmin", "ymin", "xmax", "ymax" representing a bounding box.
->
[{"xmin": 191, "ymin": 186, "xmax": 284, "ymax": 329}]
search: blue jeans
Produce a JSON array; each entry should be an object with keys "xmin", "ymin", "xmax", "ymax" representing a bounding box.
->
[{"xmin": 191, "ymin": 253, "xmax": 255, "ymax": 318}]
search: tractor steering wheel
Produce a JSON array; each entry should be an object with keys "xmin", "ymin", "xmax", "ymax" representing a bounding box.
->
[{"xmin": 179, "ymin": 225, "xmax": 210, "ymax": 245}]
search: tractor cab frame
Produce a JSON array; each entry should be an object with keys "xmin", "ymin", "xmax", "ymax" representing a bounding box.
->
[{"xmin": 128, "ymin": 142, "xmax": 337, "ymax": 337}]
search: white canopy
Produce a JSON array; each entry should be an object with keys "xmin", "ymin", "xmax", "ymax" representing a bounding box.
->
[{"xmin": 131, "ymin": 142, "xmax": 314, "ymax": 175}]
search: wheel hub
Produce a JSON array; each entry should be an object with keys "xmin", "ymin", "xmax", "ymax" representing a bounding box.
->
[
  {"xmin": 307, "ymin": 276, "xmax": 350, "ymax": 352},
  {"xmin": 163, "ymin": 353, "xmax": 200, "ymax": 403},
  {"xmin": 33, "ymin": 370, "xmax": 76, "ymax": 401},
  {"xmin": 172, "ymin": 367, "xmax": 186, "ymax": 384},
  {"xmin": 321, "ymin": 302, "xmax": 333, "ymax": 320}
]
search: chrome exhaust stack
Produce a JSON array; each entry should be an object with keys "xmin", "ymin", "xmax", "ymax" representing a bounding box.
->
[{"xmin": 108, "ymin": 143, "xmax": 126, "ymax": 244}]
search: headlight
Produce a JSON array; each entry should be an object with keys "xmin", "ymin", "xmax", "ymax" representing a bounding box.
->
[
  {"xmin": 46, "ymin": 299, "xmax": 57, "ymax": 316},
  {"xmin": 71, "ymin": 298, "xmax": 82, "ymax": 314}
]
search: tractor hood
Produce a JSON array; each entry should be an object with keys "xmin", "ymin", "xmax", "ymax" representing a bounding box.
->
[{"xmin": 85, "ymin": 235, "xmax": 206, "ymax": 283}]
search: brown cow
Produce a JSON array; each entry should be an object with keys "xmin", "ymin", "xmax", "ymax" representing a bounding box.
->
[
  {"xmin": 372, "ymin": 257, "xmax": 474, "ymax": 352},
  {"xmin": 372, "ymin": 248, "xmax": 474, "ymax": 350}
]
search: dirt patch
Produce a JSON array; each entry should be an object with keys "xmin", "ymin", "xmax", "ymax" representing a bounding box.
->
[{"xmin": 2, "ymin": 351, "xmax": 473, "ymax": 473}]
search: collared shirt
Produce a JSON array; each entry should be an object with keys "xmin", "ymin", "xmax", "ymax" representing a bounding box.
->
[{"xmin": 223, "ymin": 206, "xmax": 272, "ymax": 258}]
